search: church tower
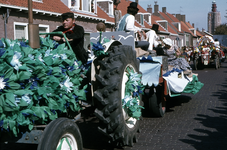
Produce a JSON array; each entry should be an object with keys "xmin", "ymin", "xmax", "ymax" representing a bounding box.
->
[{"xmin": 208, "ymin": 1, "xmax": 221, "ymax": 34}]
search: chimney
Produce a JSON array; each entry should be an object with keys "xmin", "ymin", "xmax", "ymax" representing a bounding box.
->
[
  {"xmin": 147, "ymin": 7, "xmax": 152, "ymax": 14},
  {"xmin": 181, "ymin": 15, "xmax": 185, "ymax": 22},
  {"xmin": 176, "ymin": 14, "xmax": 181, "ymax": 21},
  {"xmin": 162, "ymin": 7, "xmax": 166, "ymax": 14},
  {"xmin": 154, "ymin": 2, "xmax": 159, "ymax": 16},
  {"xmin": 192, "ymin": 23, "xmax": 195, "ymax": 28}
]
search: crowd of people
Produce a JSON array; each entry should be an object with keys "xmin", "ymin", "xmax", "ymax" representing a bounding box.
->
[
  {"xmin": 116, "ymin": 2, "xmax": 197, "ymax": 77},
  {"xmin": 50, "ymin": 2, "xmax": 197, "ymax": 78}
]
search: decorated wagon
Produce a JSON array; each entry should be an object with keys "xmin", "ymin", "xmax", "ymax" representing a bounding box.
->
[
  {"xmin": 0, "ymin": 1, "xmax": 145, "ymax": 150},
  {"xmin": 194, "ymin": 35, "xmax": 221, "ymax": 70},
  {"xmin": 0, "ymin": 1, "xmax": 203, "ymax": 149}
]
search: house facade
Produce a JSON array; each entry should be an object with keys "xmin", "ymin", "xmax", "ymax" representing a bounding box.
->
[{"xmin": 0, "ymin": 0, "xmax": 208, "ymax": 49}]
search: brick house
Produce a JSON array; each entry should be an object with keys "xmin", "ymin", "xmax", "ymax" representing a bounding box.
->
[{"xmin": 0, "ymin": 0, "xmax": 201, "ymax": 49}]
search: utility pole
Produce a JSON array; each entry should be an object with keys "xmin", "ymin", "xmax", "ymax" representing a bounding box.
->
[
  {"xmin": 28, "ymin": 0, "xmax": 40, "ymax": 48},
  {"xmin": 2, "ymin": 8, "xmax": 10, "ymax": 39}
]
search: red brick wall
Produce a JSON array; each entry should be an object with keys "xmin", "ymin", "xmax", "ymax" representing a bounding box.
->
[{"xmin": 0, "ymin": 9, "xmax": 113, "ymax": 39}]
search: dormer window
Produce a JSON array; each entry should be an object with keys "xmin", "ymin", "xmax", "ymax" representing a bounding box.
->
[
  {"xmin": 140, "ymin": 14, "xmax": 144, "ymax": 26},
  {"xmin": 135, "ymin": 13, "xmax": 144, "ymax": 26},
  {"xmin": 97, "ymin": 0, "xmax": 114, "ymax": 16},
  {"xmin": 144, "ymin": 13, "xmax": 151, "ymax": 24},
  {"xmin": 172, "ymin": 22, "xmax": 181, "ymax": 32},
  {"xmin": 157, "ymin": 20, "xmax": 168, "ymax": 31}
]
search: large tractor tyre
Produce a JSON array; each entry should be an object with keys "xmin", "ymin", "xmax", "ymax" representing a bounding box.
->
[
  {"xmin": 93, "ymin": 45, "xmax": 141, "ymax": 147},
  {"xmin": 148, "ymin": 86, "xmax": 166, "ymax": 117},
  {"xmin": 37, "ymin": 118, "xmax": 83, "ymax": 150}
]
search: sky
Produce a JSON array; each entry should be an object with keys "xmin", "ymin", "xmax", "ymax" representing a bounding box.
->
[{"xmin": 138, "ymin": 0, "xmax": 227, "ymax": 31}]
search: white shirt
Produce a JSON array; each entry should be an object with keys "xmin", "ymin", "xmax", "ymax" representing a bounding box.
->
[{"xmin": 125, "ymin": 15, "xmax": 141, "ymax": 33}]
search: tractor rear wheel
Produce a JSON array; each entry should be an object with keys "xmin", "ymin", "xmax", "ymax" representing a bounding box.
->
[{"xmin": 93, "ymin": 45, "xmax": 141, "ymax": 147}]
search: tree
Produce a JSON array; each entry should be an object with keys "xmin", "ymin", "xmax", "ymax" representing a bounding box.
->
[{"xmin": 214, "ymin": 24, "xmax": 227, "ymax": 35}]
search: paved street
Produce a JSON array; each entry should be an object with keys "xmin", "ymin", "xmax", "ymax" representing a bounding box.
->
[
  {"xmin": 1, "ymin": 61, "xmax": 227, "ymax": 150},
  {"xmin": 80, "ymin": 61, "xmax": 227, "ymax": 150}
]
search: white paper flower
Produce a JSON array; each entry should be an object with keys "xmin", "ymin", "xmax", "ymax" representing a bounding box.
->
[
  {"xmin": 22, "ymin": 95, "xmax": 31, "ymax": 104},
  {"xmin": 28, "ymin": 54, "xmax": 34, "ymax": 60},
  {"xmin": 10, "ymin": 51, "xmax": 22, "ymax": 70},
  {"xmin": 0, "ymin": 77, "xmax": 6, "ymax": 90},
  {"xmin": 122, "ymin": 95, "xmax": 131, "ymax": 107},
  {"xmin": 53, "ymin": 54, "xmax": 60, "ymax": 59},
  {"xmin": 38, "ymin": 54, "xmax": 44, "ymax": 62},
  {"xmin": 74, "ymin": 61, "xmax": 79, "ymax": 69},
  {"xmin": 60, "ymin": 76, "xmax": 73, "ymax": 93},
  {"xmin": 44, "ymin": 49, "xmax": 53, "ymax": 57},
  {"xmin": 60, "ymin": 54, "xmax": 67, "ymax": 60}
]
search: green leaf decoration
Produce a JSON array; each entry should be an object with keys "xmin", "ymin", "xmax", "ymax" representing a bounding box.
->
[
  {"xmin": 0, "ymin": 36, "xmax": 89, "ymax": 136},
  {"xmin": 122, "ymin": 67, "xmax": 145, "ymax": 120}
]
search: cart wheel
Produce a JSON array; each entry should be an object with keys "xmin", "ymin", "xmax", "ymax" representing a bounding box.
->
[
  {"xmin": 148, "ymin": 87, "xmax": 166, "ymax": 117},
  {"xmin": 37, "ymin": 118, "xmax": 83, "ymax": 150}
]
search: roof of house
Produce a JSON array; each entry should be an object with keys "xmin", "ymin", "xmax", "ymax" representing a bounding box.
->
[
  {"xmin": 158, "ymin": 11, "xmax": 182, "ymax": 34},
  {"xmin": 0, "ymin": 0, "xmax": 70, "ymax": 14},
  {"xmin": 114, "ymin": 0, "xmax": 169, "ymax": 32},
  {"xmin": 150, "ymin": 14, "xmax": 167, "ymax": 32},
  {"xmin": 181, "ymin": 21, "xmax": 196, "ymax": 36},
  {"xmin": 196, "ymin": 30, "xmax": 203, "ymax": 37},
  {"xmin": 185, "ymin": 22, "xmax": 194, "ymax": 29},
  {"xmin": 157, "ymin": 12, "xmax": 178, "ymax": 35},
  {"xmin": 166, "ymin": 13, "xmax": 180, "ymax": 22},
  {"xmin": 96, "ymin": 6, "xmax": 114, "ymax": 23}
]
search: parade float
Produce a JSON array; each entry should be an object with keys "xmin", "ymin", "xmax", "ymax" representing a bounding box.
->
[
  {"xmin": 0, "ymin": 1, "xmax": 204, "ymax": 149},
  {"xmin": 194, "ymin": 35, "xmax": 221, "ymax": 70}
]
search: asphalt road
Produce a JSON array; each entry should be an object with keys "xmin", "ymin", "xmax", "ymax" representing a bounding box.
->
[{"xmin": 1, "ymin": 60, "xmax": 227, "ymax": 150}]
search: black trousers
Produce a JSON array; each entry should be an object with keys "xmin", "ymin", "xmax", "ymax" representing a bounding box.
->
[{"xmin": 135, "ymin": 41, "xmax": 150, "ymax": 51}]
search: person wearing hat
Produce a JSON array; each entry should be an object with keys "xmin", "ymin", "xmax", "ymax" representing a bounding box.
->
[
  {"xmin": 51, "ymin": 12, "xmax": 88, "ymax": 64},
  {"xmin": 146, "ymin": 24, "xmax": 159, "ymax": 51},
  {"xmin": 163, "ymin": 38, "xmax": 194, "ymax": 75},
  {"xmin": 116, "ymin": 2, "xmax": 150, "ymax": 51},
  {"xmin": 116, "ymin": 2, "xmax": 159, "ymax": 52}
]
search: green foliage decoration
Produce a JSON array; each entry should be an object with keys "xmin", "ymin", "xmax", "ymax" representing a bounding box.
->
[
  {"xmin": 0, "ymin": 37, "xmax": 87, "ymax": 136},
  {"xmin": 122, "ymin": 67, "xmax": 144, "ymax": 120}
]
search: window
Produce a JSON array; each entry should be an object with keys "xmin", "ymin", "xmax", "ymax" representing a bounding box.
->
[
  {"xmin": 108, "ymin": 1, "xmax": 113, "ymax": 15},
  {"xmin": 14, "ymin": 22, "xmax": 49, "ymax": 40},
  {"xmin": 186, "ymin": 34, "xmax": 189, "ymax": 46},
  {"xmin": 156, "ymin": 20, "xmax": 168, "ymax": 31},
  {"xmin": 140, "ymin": 14, "xmax": 144, "ymax": 26},
  {"xmin": 39, "ymin": 24, "xmax": 49, "ymax": 38},
  {"xmin": 14, "ymin": 22, "xmax": 28, "ymax": 40},
  {"xmin": 71, "ymin": 0, "xmax": 93, "ymax": 12},
  {"xmin": 15, "ymin": 25, "xmax": 27, "ymax": 40},
  {"xmin": 83, "ymin": 0, "xmax": 91, "ymax": 12},
  {"xmin": 33, "ymin": 0, "xmax": 42, "ymax": 2}
]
